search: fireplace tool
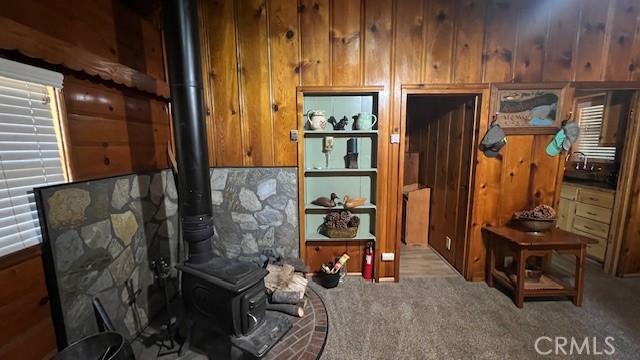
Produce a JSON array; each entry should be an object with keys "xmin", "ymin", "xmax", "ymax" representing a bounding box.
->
[{"xmin": 162, "ymin": 0, "xmax": 291, "ymax": 358}]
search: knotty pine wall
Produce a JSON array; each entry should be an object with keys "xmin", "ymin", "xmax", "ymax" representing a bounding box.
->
[
  {"xmin": 3, "ymin": 0, "xmax": 171, "ymax": 181},
  {"xmin": 200, "ymin": 0, "xmax": 640, "ymax": 280},
  {"xmin": 1, "ymin": 1, "xmax": 170, "ymax": 354}
]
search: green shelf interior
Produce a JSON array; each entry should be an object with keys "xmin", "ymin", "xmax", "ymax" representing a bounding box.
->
[{"xmin": 302, "ymin": 93, "xmax": 379, "ymax": 243}]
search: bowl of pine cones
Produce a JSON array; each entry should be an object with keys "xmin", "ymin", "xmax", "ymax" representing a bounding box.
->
[
  {"xmin": 513, "ymin": 204, "xmax": 557, "ymax": 233},
  {"xmin": 322, "ymin": 211, "xmax": 360, "ymax": 238}
]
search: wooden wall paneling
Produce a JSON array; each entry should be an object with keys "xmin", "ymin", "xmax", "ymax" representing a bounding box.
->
[
  {"xmin": 0, "ymin": 247, "xmax": 56, "ymax": 360},
  {"xmin": 453, "ymin": 0, "xmax": 486, "ymax": 83},
  {"xmin": 631, "ymin": 21, "xmax": 640, "ymax": 81},
  {"xmin": 299, "ymin": 0, "xmax": 331, "ymax": 85},
  {"xmin": 198, "ymin": 0, "xmax": 217, "ymax": 166},
  {"xmin": 346, "ymin": 242, "xmax": 364, "ymax": 273},
  {"xmin": 482, "ymin": 0, "xmax": 518, "ymax": 82},
  {"xmin": 512, "ymin": 0, "xmax": 549, "ymax": 82},
  {"xmin": 425, "ymin": 116, "xmax": 438, "ymax": 188},
  {"xmin": 2, "ymin": 0, "xmax": 165, "ymax": 76},
  {"xmin": 529, "ymin": 134, "xmax": 561, "ymax": 207},
  {"xmin": 269, "ymin": 0, "xmax": 300, "ymax": 166},
  {"xmin": 363, "ymin": 0, "xmax": 393, "ymax": 86},
  {"xmin": 444, "ymin": 102, "xmax": 464, "ymax": 267},
  {"xmin": 574, "ymin": 0, "xmax": 612, "ymax": 81},
  {"xmin": 0, "ymin": 16, "xmax": 169, "ymax": 98},
  {"xmin": 305, "ymin": 241, "xmax": 346, "ymax": 273},
  {"xmin": 422, "ymin": 0, "xmax": 455, "ymax": 83},
  {"xmin": 603, "ymin": 0, "xmax": 640, "ymax": 81},
  {"xmin": 200, "ymin": 0, "xmax": 244, "ymax": 166},
  {"xmin": 543, "ymin": 0, "xmax": 580, "ymax": 81},
  {"xmin": 331, "ymin": 0, "xmax": 362, "ymax": 85},
  {"xmin": 454, "ymin": 97, "xmax": 476, "ymax": 271},
  {"xmin": 497, "ymin": 135, "xmax": 535, "ymax": 225},
  {"xmin": 63, "ymin": 76, "xmax": 171, "ymax": 179},
  {"xmin": 616, "ymin": 93, "xmax": 640, "ymax": 274},
  {"xmin": 389, "ymin": 0, "xmax": 426, "ymax": 279},
  {"xmin": 467, "ymin": 87, "xmax": 498, "ymax": 280},
  {"xmin": 236, "ymin": 0, "xmax": 274, "ymax": 166},
  {"xmin": 430, "ymin": 104, "xmax": 452, "ymax": 259},
  {"xmin": 363, "ymin": 0, "xmax": 392, "ymax": 280}
]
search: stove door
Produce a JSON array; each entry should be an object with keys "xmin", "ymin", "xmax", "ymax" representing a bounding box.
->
[{"xmin": 241, "ymin": 285, "xmax": 267, "ymax": 334}]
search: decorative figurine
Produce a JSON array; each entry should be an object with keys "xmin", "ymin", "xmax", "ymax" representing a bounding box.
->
[
  {"xmin": 355, "ymin": 112, "xmax": 378, "ymax": 130},
  {"xmin": 345, "ymin": 138, "xmax": 358, "ymax": 169},
  {"xmin": 343, "ymin": 195, "xmax": 366, "ymax": 209},
  {"xmin": 312, "ymin": 193, "xmax": 339, "ymax": 207},
  {"xmin": 306, "ymin": 110, "xmax": 327, "ymax": 130},
  {"xmin": 328, "ymin": 116, "xmax": 349, "ymax": 130}
]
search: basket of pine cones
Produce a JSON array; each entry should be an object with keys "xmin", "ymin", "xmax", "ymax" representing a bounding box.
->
[
  {"xmin": 513, "ymin": 204, "xmax": 557, "ymax": 233},
  {"xmin": 322, "ymin": 211, "xmax": 360, "ymax": 238}
]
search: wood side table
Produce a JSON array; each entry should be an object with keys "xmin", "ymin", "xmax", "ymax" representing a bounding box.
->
[{"xmin": 482, "ymin": 226, "xmax": 588, "ymax": 308}]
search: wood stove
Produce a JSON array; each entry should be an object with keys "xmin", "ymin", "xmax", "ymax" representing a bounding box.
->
[{"xmin": 161, "ymin": 0, "xmax": 291, "ymax": 357}]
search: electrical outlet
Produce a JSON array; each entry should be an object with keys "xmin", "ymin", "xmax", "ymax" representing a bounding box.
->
[
  {"xmin": 446, "ymin": 236, "xmax": 452, "ymax": 250},
  {"xmin": 290, "ymin": 130, "xmax": 298, "ymax": 142},
  {"xmin": 381, "ymin": 252, "xmax": 395, "ymax": 261},
  {"xmin": 323, "ymin": 136, "xmax": 334, "ymax": 151},
  {"xmin": 390, "ymin": 133, "xmax": 400, "ymax": 144}
]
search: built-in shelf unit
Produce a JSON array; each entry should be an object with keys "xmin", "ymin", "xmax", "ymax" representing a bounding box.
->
[{"xmin": 297, "ymin": 87, "xmax": 382, "ymax": 276}]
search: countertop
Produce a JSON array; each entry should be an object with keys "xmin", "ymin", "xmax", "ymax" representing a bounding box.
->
[{"xmin": 563, "ymin": 179, "xmax": 616, "ymax": 193}]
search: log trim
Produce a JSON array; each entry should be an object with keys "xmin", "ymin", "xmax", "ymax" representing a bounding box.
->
[{"xmin": 0, "ymin": 16, "xmax": 170, "ymax": 98}]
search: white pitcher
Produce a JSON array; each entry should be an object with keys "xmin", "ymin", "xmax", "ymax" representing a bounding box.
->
[
  {"xmin": 355, "ymin": 112, "xmax": 378, "ymax": 130},
  {"xmin": 306, "ymin": 110, "xmax": 327, "ymax": 130}
]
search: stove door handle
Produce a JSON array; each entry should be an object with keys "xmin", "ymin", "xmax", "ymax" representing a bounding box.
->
[{"xmin": 248, "ymin": 313, "xmax": 258, "ymax": 327}]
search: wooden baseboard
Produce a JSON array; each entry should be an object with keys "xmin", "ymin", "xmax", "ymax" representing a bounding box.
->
[{"xmin": 620, "ymin": 272, "xmax": 640, "ymax": 278}]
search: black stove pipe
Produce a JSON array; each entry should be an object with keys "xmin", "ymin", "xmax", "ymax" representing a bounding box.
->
[{"xmin": 162, "ymin": 0, "xmax": 214, "ymax": 264}]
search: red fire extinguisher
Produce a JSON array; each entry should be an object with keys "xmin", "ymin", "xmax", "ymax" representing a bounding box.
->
[{"xmin": 363, "ymin": 242, "xmax": 374, "ymax": 281}]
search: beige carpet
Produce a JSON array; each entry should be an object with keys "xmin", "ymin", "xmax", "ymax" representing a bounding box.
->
[{"xmin": 314, "ymin": 260, "xmax": 640, "ymax": 359}]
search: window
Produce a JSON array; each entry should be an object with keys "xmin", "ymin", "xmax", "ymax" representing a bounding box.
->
[
  {"xmin": 0, "ymin": 59, "xmax": 66, "ymax": 256},
  {"xmin": 574, "ymin": 95, "xmax": 617, "ymax": 162}
]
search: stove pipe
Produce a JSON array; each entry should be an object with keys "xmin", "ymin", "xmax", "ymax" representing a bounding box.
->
[{"xmin": 162, "ymin": 0, "xmax": 214, "ymax": 264}]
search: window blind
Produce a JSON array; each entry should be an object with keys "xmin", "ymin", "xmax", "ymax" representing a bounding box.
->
[
  {"xmin": 0, "ymin": 75, "xmax": 65, "ymax": 256},
  {"xmin": 576, "ymin": 104, "xmax": 617, "ymax": 162}
]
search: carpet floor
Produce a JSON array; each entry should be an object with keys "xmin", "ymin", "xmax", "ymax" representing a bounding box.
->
[{"xmin": 311, "ymin": 261, "xmax": 640, "ymax": 360}]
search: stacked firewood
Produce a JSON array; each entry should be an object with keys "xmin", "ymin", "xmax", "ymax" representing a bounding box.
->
[{"xmin": 264, "ymin": 263, "xmax": 308, "ymax": 317}]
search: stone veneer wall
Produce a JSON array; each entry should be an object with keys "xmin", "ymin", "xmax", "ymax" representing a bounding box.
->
[
  {"xmin": 210, "ymin": 167, "xmax": 299, "ymax": 262},
  {"xmin": 37, "ymin": 170, "xmax": 179, "ymax": 344}
]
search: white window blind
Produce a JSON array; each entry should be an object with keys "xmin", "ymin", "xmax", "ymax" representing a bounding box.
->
[
  {"xmin": 576, "ymin": 103, "xmax": 617, "ymax": 162},
  {"xmin": 0, "ymin": 75, "xmax": 66, "ymax": 256}
]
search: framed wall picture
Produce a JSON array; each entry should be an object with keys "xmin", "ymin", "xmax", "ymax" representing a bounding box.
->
[{"xmin": 491, "ymin": 84, "xmax": 567, "ymax": 134}]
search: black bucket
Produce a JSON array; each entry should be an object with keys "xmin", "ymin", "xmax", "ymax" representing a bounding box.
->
[
  {"xmin": 55, "ymin": 332, "xmax": 132, "ymax": 360},
  {"xmin": 317, "ymin": 272, "xmax": 341, "ymax": 289}
]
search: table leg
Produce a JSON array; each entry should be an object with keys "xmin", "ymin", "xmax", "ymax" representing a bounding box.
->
[
  {"xmin": 573, "ymin": 246, "xmax": 586, "ymax": 306},
  {"xmin": 515, "ymin": 250, "xmax": 526, "ymax": 308},
  {"xmin": 486, "ymin": 237, "xmax": 495, "ymax": 287}
]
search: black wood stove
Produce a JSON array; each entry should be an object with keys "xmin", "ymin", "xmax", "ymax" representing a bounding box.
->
[{"xmin": 162, "ymin": 1, "xmax": 290, "ymax": 358}]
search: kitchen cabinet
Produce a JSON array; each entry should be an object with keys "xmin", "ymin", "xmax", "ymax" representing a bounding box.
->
[{"xmin": 557, "ymin": 183, "xmax": 615, "ymax": 261}]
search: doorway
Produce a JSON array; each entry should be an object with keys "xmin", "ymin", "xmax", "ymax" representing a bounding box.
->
[{"xmin": 397, "ymin": 89, "xmax": 483, "ymax": 278}]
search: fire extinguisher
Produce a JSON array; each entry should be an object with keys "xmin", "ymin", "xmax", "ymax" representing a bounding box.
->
[{"xmin": 363, "ymin": 242, "xmax": 374, "ymax": 281}]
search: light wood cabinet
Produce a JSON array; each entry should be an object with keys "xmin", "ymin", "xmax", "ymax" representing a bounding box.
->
[
  {"xmin": 557, "ymin": 197, "xmax": 576, "ymax": 231},
  {"xmin": 557, "ymin": 183, "xmax": 615, "ymax": 261}
]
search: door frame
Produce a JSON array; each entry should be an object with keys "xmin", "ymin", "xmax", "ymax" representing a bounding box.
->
[{"xmin": 395, "ymin": 84, "xmax": 490, "ymax": 281}]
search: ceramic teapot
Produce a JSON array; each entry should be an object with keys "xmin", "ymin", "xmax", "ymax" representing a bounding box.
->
[
  {"xmin": 306, "ymin": 110, "xmax": 327, "ymax": 130},
  {"xmin": 355, "ymin": 112, "xmax": 378, "ymax": 130}
]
